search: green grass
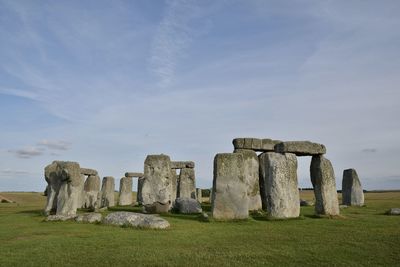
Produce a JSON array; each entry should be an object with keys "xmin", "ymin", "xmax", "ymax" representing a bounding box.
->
[{"xmin": 0, "ymin": 191, "xmax": 399, "ymax": 266}]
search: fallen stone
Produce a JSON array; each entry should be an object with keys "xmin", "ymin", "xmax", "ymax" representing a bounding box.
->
[
  {"xmin": 310, "ymin": 155, "xmax": 340, "ymax": 216},
  {"xmin": 45, "ymin": 215, "xmax": 77, "ymax": 221},
  {"xmin": 339, "ymin": 205, "xmax": 348, "ymax": 209},
  {"xmin": 75, "ymin": 213, "xmax": 102, "ymax": 223},
  {"xmin": 171, "ymin": 161, "xmax": 195, "ymax": 169},
  {"xmin": 198, "ymin": 212, "xmax": 210, "ymax": 222},
  {"xmin": 142, "ymin": 154, "xmax": 173, "ymax": 208},
  {"xmin": 212, "ymin": 153, "xmax": 248, "ymax": 220},
  {"xmin": 342, "ymin": 169, "xmax": 364, "ymax": 206},
  {"xmin": 259, "ymin": 152, "xmax": 300, "ymax": 218},
  {"xmin": 103, "ymin": 211, "xmax": 170, "ymax": 229},
  {"xmin": 125, "ymin": 172, "xmax": 144, "ymax": 178},
  {"xmin": 234, "ymin": 149, "xmax": 262, "ymax": 211},
  {"xmin": 232, "ymin": 138, "xmax": 281, "ymax": 152},
  {"xmin": 174, "ymin": 197, "xmax": 202, "ymax": 214},
  {"xmin": 275, "ymin": 141, "xmax": 326, "ymax": 156},
  {"xmin": 0, "ymin": 195, "xmax": 14, "ymax": 203},
  {"xmin": 80, "ymin": 168, "xmax": 98, "ymax": 176},
  {"xmin": 118, "ymin": 177, "xmax": 133, "ymax": 206},
  {"xmin": 387, "ymin": 208, "xmax": 400, "ymax": 215},
  {"xmin": 300, "ymin": 199, "xmax": 313, "ymax": 206},
  {"xmin": 100, "ymin": 176, "xmax": 115, "ymax": 208},
  {"xmin": 143, "ymin": 202, "xmax": 170, "ymax": 214},
  {"xmin": 177, "ymin": 168, "xmax": 196, "ymax": 199}
]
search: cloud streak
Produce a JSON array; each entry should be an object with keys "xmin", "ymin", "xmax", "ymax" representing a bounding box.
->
[
  {"xmin": 8, "ymin": 147, "xmax": 44, "ymax": 159},
  {"xmin": 38, "ymin": 140, "xmax": 71, "ymax": 151}
]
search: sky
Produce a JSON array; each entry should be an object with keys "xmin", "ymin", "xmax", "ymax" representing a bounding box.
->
[{"xmin": 0, "ymin": 0, "xmax": 399, "ymax": 192}]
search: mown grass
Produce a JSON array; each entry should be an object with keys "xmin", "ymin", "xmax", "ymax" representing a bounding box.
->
[{"xmin": 0, "ymin": 191, "xmax": 399, "ymax": 266}]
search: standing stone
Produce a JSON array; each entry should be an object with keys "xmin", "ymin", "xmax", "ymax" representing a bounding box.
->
[
  {"xmin": 212, "ymin": 153, "xmax": 248, "ymax": 220},
  {"xmin": 45, "ymin": 161, "xmax": 85, "ymax": 216},
  {"xmin": 142, "ymin": 155, "xmax": 172, "ymax": 210},
  {"xmin": 234, "ymin": 149, "xmax": 262, "ymax": 211},
  {"xmin": 259, "ymin": 152, "xmax": 300, "ymax": 218},
  {"xmin": 84, "ymin": 174, "xmax": 100, "ymax": 210},
  {"xmin": 118, "ymin": 177, "xmax": 133, "ymax": 206},
  {"xmin": 177, "ymin": 168, "xmax": 196, "ymax": 199},
  {"xmin": 137, "ymin": 177, "xmax": 144, "ymax": 204},
  {"xmin": 342, "ymin": 169, "xmax": 364, "ymax": 206},
  {"xmin": 196, "ymin": 188, "xmax": 202, "ymax": 202},
  {"xmin": 171, "ymin": 169, "xmax": 178, "ymax": 204},
  {"xmin": 100, "ymin": 176, "xmax": 115, "ymax": 208},
  {"xmin": 310, "ymin": 155, "xmax": 340, "ymax": 216}
]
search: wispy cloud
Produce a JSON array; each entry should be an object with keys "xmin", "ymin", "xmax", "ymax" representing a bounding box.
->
[
  {"xmin": 0, "ymin": 169, "xmax": 30, "ymax": 176},
  {"xmin": 8, "ymin": 147, "xmax": 44, "ymax": 159},
  {"xmin": 362, "ymin": 148, "xmax": 377, "ymax": 153},
  {"xmin": 37, "ymin": 140, "xmax": 71, "ymax": 151}
]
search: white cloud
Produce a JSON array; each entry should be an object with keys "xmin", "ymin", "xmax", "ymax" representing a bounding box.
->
[
  {"xmin": 37, "ymin": 140, "xmax": 71, "ymax": 151},
  {"xmin": 9, "ymin": 147, "xmax": 44, "ymax": 159}
]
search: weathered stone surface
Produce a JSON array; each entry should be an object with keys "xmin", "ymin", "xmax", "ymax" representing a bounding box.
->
[
  {"xmin": 83, "ymin": 175, "xmax": 100, "ymax": 210},
  {"xmin": 143, "ymin": 202, "xmax": 170, "ymax": 213},
  {"xmin": 44, "ymin": 161, "xmax": 84, "ymax": 216},
  {"xmin": 80, "ymin": 168, "xmax": 98, "ymax": 176},
  {"xmin": 75, "ymin": 213, "xmax": 102, "ymax": 223},
  {"xmin": 118, "ymin": 177, "xmax": 133, "ymax": 206},
  {"xmin": 233, "ymin": 138, "xmax": 281, "ymax": 152},
  {"xmin": 45, "ymin": 215, "xmax": 76, "ymax": 221},
  {"xmin": 170, "ymin": 169, "xmax": 178, "ymax": 205},
  {"xmin": 103, "ymin": 212, "xmax": 170, "ymax": 229},
  {"xmin": 137, "ymin": 177, "xmax": 144, "ymax": 204},
  {"xmin": 342, "ymin": 169, "xmax": 364, "ymax": 206},
  {"xmin": 259, "ymin": 152, "xmax": 300, "ymax": 218},
  {"xmin": 170, "ymin": 161, "xmax": 195, "ymax": 169},
  {"xmin": 177, "ymin": 168, "xmax": 196, "ymax": 199},
  {"xmin": 142, "ymin": 155, "xmax": 172, "ymax": 208},
  {"xmin": 125, "ymin": 172, "xmax": 144, "ymax": 178},
  {"xmin": 387, "ymin": 208, "xmax": 400, "ymax": 215},
  {"xmin": 310, "ymin": 155, "xmax": 340, "ymax": 216},
  {"xmin": 100, "ymin": 176, "xmax": 115, "ymax": 208},
  {"xmin": 234, "ymin": 149, "xmax": 262, "ymax": 211},
  {"xmin": 196, "ymin": 188, "xmax": 202, "ymax": 201},
  {"xmin": 174, "ymin": 197, "xmax": 202, "ymax": 214},
  {"xmin": 212, "ymin": 153, "xmax": 248, "ymax": 220},
  {"xmin": 275, "ymin": 141, "xmax": 326, "ymax": 156}
]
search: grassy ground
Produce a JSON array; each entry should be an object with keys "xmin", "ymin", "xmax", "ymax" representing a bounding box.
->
[{"xmin": 0, "ymin": 191, "xmax": 399, "ymax": 266}]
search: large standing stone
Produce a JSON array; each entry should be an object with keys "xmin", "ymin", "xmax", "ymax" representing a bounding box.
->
[
  {"xmin": 234, "ymin": 149, "xmax": 262, "ymax": 211},
  {"xmin": 342, "ymin": 169, "xmax": 364, "ymax": 206},
  {"xmin": 177, "ymin": 168, "xmax": 196, "ymax": 199},
  {"xmin": 212, "ymin": 153, "xmax": 248, "ymax": 220},
  {"xmin": 118, "ymin": 177, "xmax": 133, "ymax": 206},
  {"xmin": 100, "ymin": 176, "xmax": 115, "ymax": 208},
  {"xmin": 196, "ymin": 188, "xmax": 202, "ymax": 202},
  {"xmin": 137, "ymin": 177, "xmax": 144, "ymax": 204},
  {"xmin": 171, "ymin": 169, "xmax": 178, "ymax": 204},
  {"xmin": 259, "ymin": 152, "xmax": 300, "ymax": 218},
  {"xmin": 142, "ymin": 155, "xmax": 172, "ymax": 210},
  {"xmin": 310, "ymin": 155, "xmax": 340, "ymax": 216},
  {"xmin": 83, "ymin": 174, "xmax": 100, "ymax": 210},
  {"xmin": 44, "ymin": 161, "xmax": 84, "ymax": 216},
  {"xmin": 275, "ymin": 141, "xmax": 326, "ymax": 156}
]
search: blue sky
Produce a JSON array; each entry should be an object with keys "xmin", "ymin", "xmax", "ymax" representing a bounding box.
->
[{"xmin": 0, "ymin": 0, "xmax": 399, "ymax": 191}]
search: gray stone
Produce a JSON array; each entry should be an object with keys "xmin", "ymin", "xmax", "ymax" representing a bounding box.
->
[
  {"xmin": 211, "ymin": 153, "xmax": 248, "ymax": 220},
  {"xmin": 143, "ymin": 202, "xmax": 170, "ymax": 214},
  {"xmin": 275, "ymin": 141, "xmax": 326, "ymax": 156},
  {"xmin": 196, "ymin": 188, "xmax": 202, "ymax": 202},
  {"xmin": 259, "ymin": 152, "xmax": 300, "ymax": 218},
  {"xmin": 232, "ymin": 138, "xmax": 281, "ymax": 152},
  {"xmin": 100, "ymin": 176, "xmax": 115, "ymax": 208},
  {"xmin": 300, "ymin": 199, "xmax": 313, "ymax": 206},
  {"xmin": 45, "ymin": 214, "xmax": 77, "ymax": 221},
  {"xmin": 174, "ymin": 197, "xmax": 202, "ymax": 214},
  {"xmin": 171, "ymin": 161, "xmax": 195, "ymax": 169},
  {"xmin": 80, "ymin": 168, "xmax": 98, "ymax": 176},
  {"xmin": 125, "ymin": 172, "xmax": 144, "ymax": 178},
  {"xmin": 44, "ymin": 161, "xmax": 84, "ymax": 217},
  {"xmin": 387, "ymin": 208, "xmax": 400, "ymax": 215},
  {"xmin": 170, "ymin": 169, "xmax": 178, "ymax": 205},
  {"xmin": 198, "ymin": 212, "xmax": 210, "ymax": 222},
  {"xmin": 342, "ymin": 169, "xmax": 364, "ymax": 206},
  {"xmin": 142, "ymin": 155, "xmax": 173, "ymax": 209},
  {"xmin": 83, "ymin": 175, "xmax": 100, "ymax": 210},
  {"xmin": 137, "ymin": 177, "xmax": 144, "ymax": 204},
  {"xmin": 118, "ymin": 177, "xmax": 133, "ymax": 206},
  {"xmin": 177, "ymin": 168, "xmax": 196, "ymax": 199},
  {"xmin": 234, "ymin": 149, "xmax": 262, "ymax": 211},
  {"xmin": 310, "ymin": 155, "xmax": 340, "ymax": 216},
  {"xmin": 75, "ymin": 213, "xmax": 102, "ymax": 223},
  {"xmin": 103, "ymin": 211, "xmax": 170, "ymax": 229}
]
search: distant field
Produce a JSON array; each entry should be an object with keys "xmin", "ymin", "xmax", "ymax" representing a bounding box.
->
[{"xmin": 0, "ymin": 191, "xmax": 399, "ymax": 266}]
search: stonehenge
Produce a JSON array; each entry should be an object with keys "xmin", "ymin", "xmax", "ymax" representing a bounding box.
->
[
  {"xmin": 177, "ymin": 167, "xmax": 196, "ymax": 199},
  {"xmin": 118, "ymin": 177, "xmax": 133, "ymax": 206},
  {"xmin": 342, "ymin": 169, "xmax": 364, "ymax": 206}
]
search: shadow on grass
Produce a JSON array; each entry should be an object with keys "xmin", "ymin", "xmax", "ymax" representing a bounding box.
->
[{"xmin": 17, "ymin": 209, "xmax": 43, "ymax": 216}]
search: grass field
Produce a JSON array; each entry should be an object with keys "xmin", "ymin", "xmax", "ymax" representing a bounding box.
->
[{"xmin": 0, "ymin": 191, "xmax": 399, "ymax": 266}]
